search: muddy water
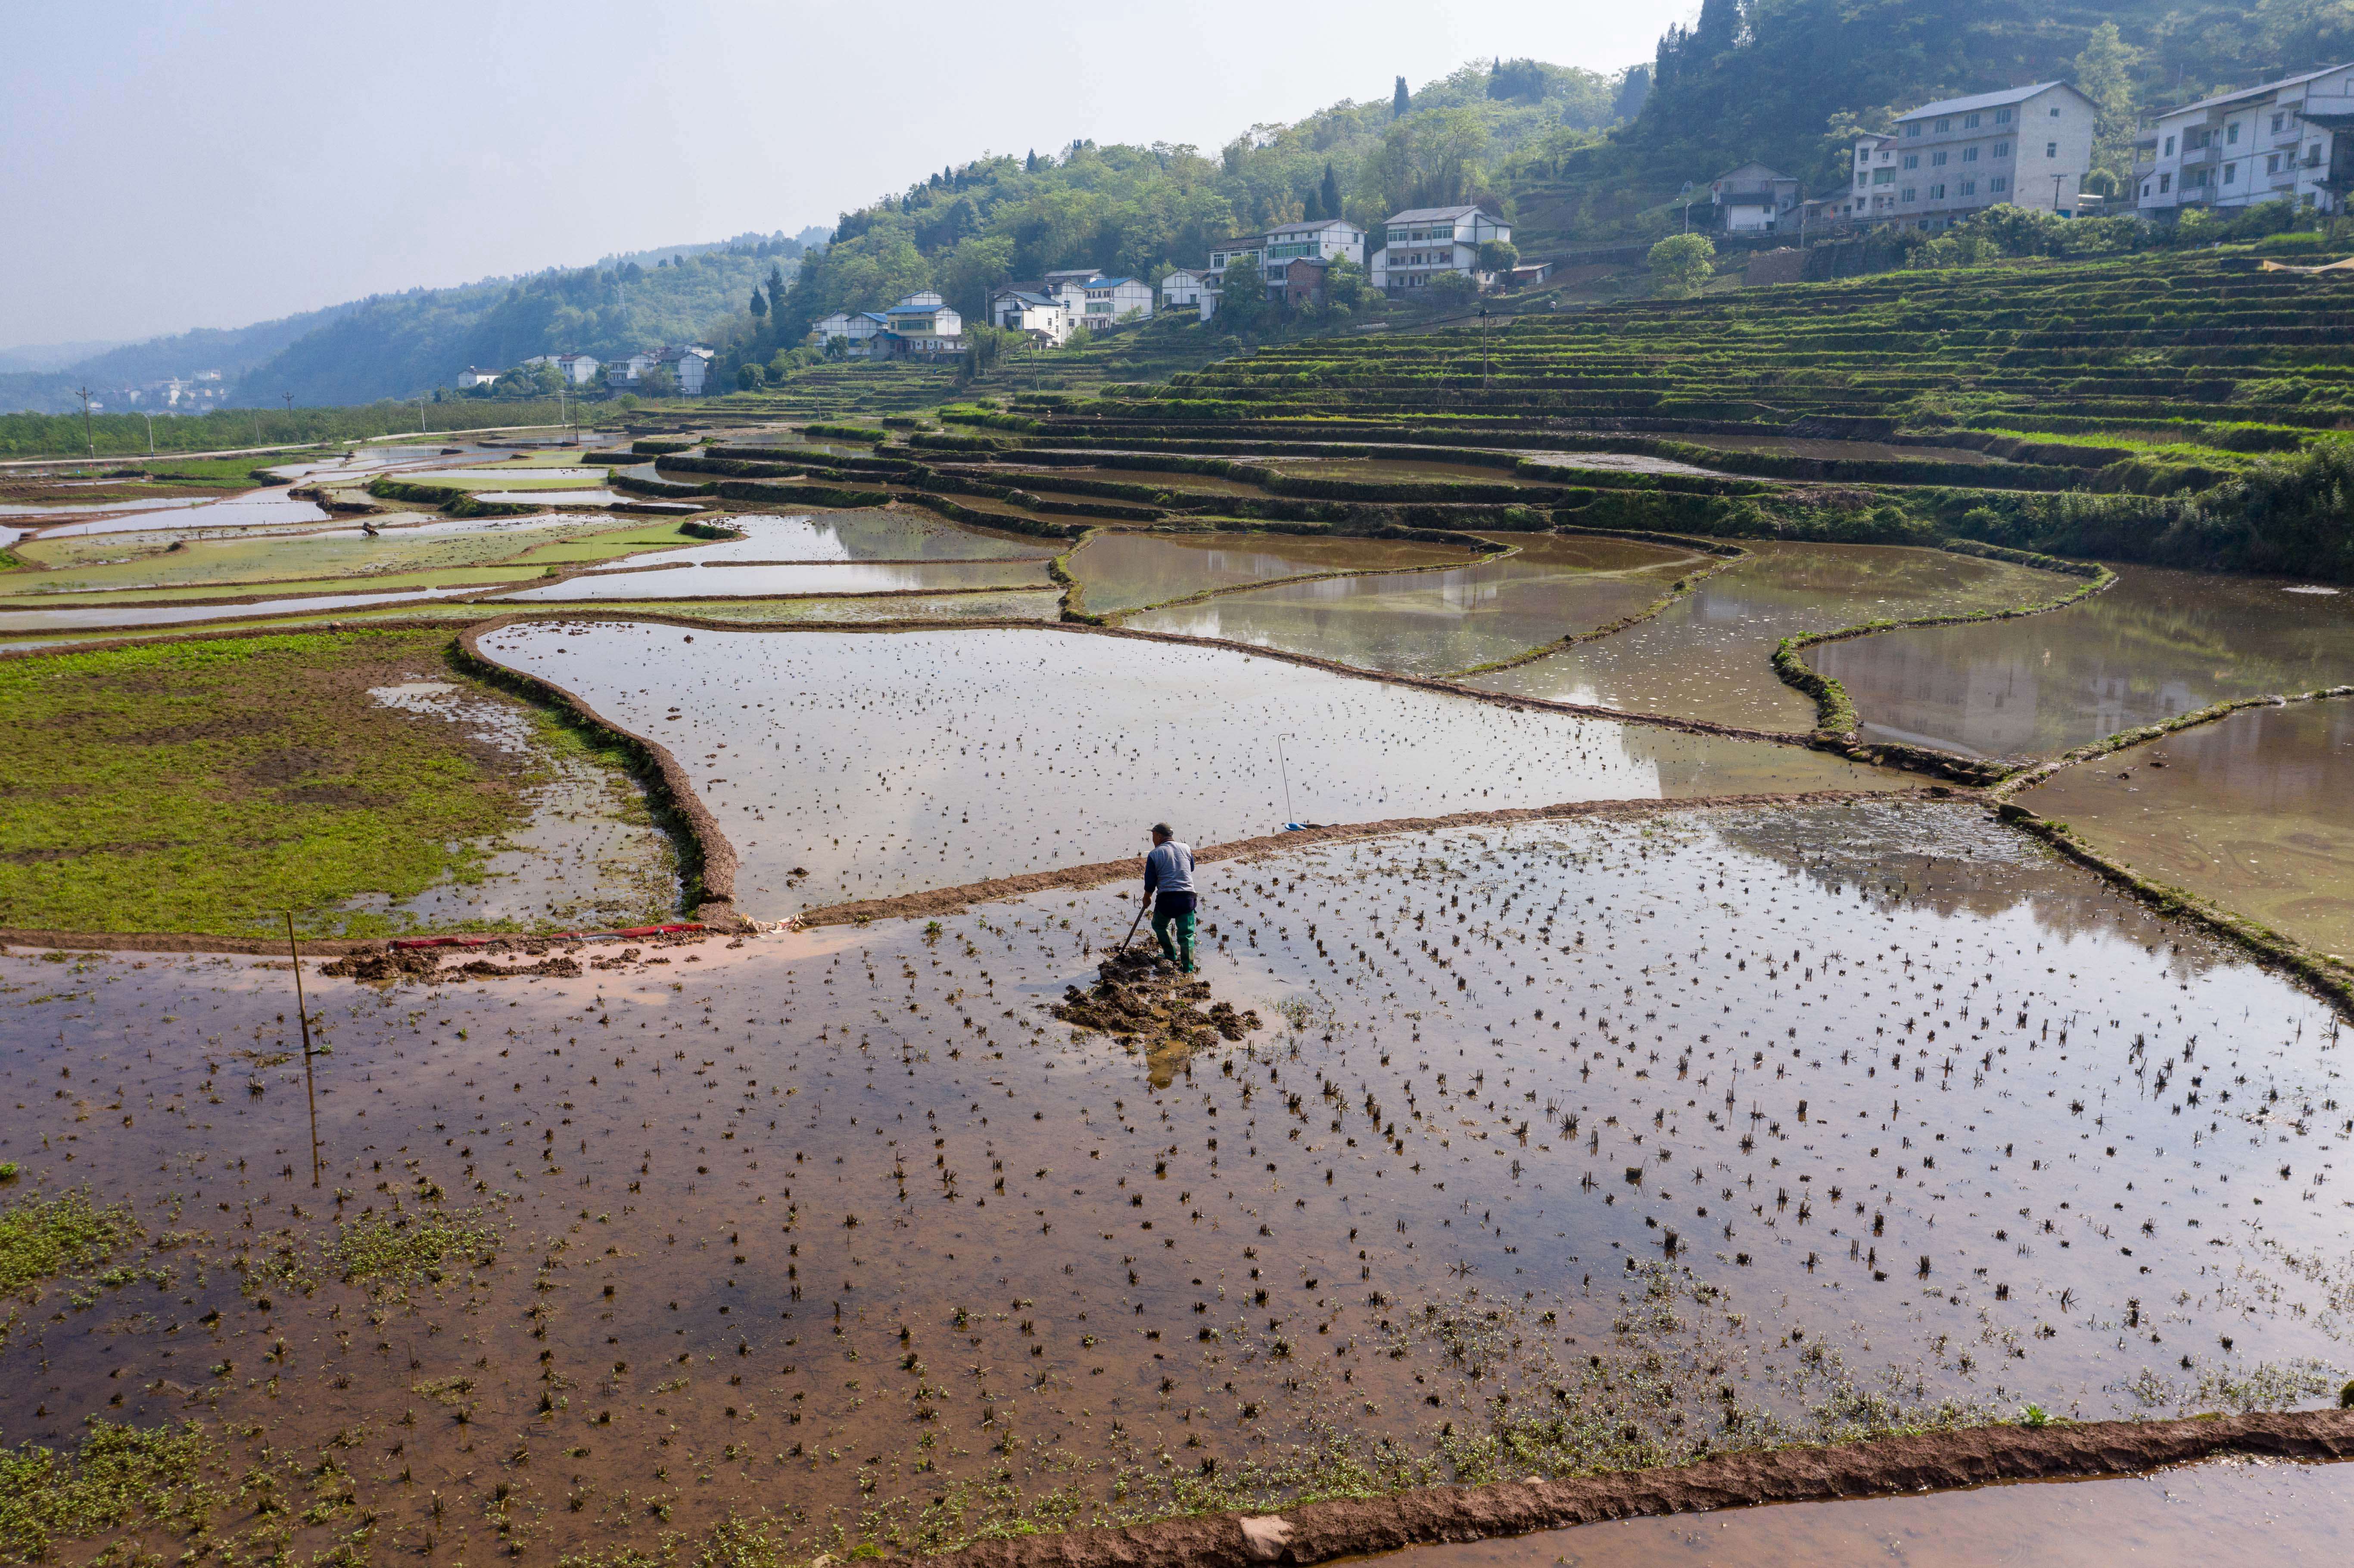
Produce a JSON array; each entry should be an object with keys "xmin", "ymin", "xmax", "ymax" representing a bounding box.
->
[
  {"xmin": 1261, "ymin": 456, "xmax": 1535, "ymax": 483},
  {"xmin": 997, "ymin": 465, "xmax": 1275, "ymax": 497},
  {"xmin": 0, "ymin": 585, "xmax": 497, "ymax": 631},
  {"xmin": 498, "ymin": 560, "xmax": 1054, "ymax": 601},
  {"xmin": 644, "ymin": 510, "xmax": 1049, "ymax": 563},
  {"xmin": 550, "ymin": 591, "xmax": 1069, "ymax": 625},
  {"xmin": 33, "ymin": 489, "xmax": 332, "ymax": 536},
  {"xmin": 339, "ymin": 680, "xmax": 680, "ymax": 930},
  {"xmin": 1069, "ymin": 531, "xmax": 1479, "ymax": 616},
  {"xmin": 476, "ymin": 488, "xmax": 623, "ymax": 506},
  {"xmin": 1814, "ymin": 569, "xmax": 2354, "ymax": 759},
  {"xmin": 2018, "ymin": 697, "xmax": 2354, "ymax": 958},
  {"xmin": 1518, "ymin": 450, "xmax": 1730, "ymax": 478},
  {"xmin": 1353, "ymin": 1458, "xmax": 2354, "ymax": 1568},
  {"xmin": 1473, "ymin": 543, "xmax": 2068, "ymax": 731},
  {"xmin": 1125, "ymin": 535, "xmax": 1702, "ymax": 676},
  {"xmin": 473, "ymin": 620, "xmax": 1904, "ymax": 909},
  {"xmin": 0, "ymin": 494, "xmax": 217, "ymax": 518},
  {"xmin": 2, "ymin": 803, "xmax": 2342, "ymax": 1564},
  {"xmin": 1689, "ymin": 432, "xmax": 2008, "ymax": 465}
]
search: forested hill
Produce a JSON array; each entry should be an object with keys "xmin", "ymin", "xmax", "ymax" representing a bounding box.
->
[
  {"xmin": 778, "ymin": 60, "xmax": 1634, "ymax": 335},
  {"xmin": 228, "ymin": 248, "xmax": 783, "ymax": 406},
  {"xmin": 1550, "ymin": 0, "xmax": 2354, "ymax": 236},
  {"xmin": 783, "ymin": 0, "xmax": 2354, "ymax": 336},
  {"xmin": 1, "ymin": 238, "xmax": 800, "ymax": 414}
]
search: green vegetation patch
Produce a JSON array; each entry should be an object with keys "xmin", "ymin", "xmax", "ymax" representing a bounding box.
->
[
  {"xmin": 0, "ymin": 628, "xmax": 613, "ymax": 937},
  {"xmin": 327, "ymin": 1208, "xmax": 499, "ymax": 1291},
  {"xmin": 0, "ymin": 1190, "xmax": 136, "ymax": 1296},
  {"xmin": 0, "ymin": 1420, "xmax": 225, "ymax": 1564}
]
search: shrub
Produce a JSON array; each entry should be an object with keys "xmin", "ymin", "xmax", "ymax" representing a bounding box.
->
[{"xmin": 1647, "ymin": 233, "xmax": 1715, "ymax": 299}]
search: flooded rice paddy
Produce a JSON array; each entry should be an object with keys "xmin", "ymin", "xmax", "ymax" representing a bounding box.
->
[
  {"xmin": 1355, "ymin": 1456, "xmax": 2354, "ymax": 1568},
  {"xmin": 1474, "ymin": 543, "xmax": 2068, "ymax": 732},
  {"xmin": 0, "ymin": 584, "xmax": 498, "ymax": 631},
  {"xmin": 1068, "ymin": 530, "xmax": 1479, "ymax": 616},
  {"xmin": 634, "ymin": 510, "xmax": 1051, "ymax": 564},
  {"xmin": 501, "ymin": 560, "xmax": 1054, "ymax": 602},
  {"xmin": 3, "ymin": 802, "xmax": 2346, "ymax": 1562},
  {"xmin": 2019, "ymin": 697, "xmax": 2354, "ymax": 959},
  {"xmin": 1813, "ymin": 566, "xmax": 2354, "ymax": 760},
  {"xmin": 472, "ymin": 620, "xmax": 1904, "ymax": 909},
  {"xmin": 1124, "ymin": 535, "xmax": 1702, "ymax": 676}
]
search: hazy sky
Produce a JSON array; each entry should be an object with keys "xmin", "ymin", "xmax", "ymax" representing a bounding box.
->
[{"xmin": 3, "ymin": 0, "xmax": 1689, "ymax": 349}]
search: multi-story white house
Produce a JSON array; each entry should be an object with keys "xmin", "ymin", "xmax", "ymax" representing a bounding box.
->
[
  {"xmin": 1206, "ymin": 219, "xmax": 1367, "ymax": 295},
  {"xmin": 810, "ymin": 294, "xmax": 967, "ymax": 358},
  {"xmin": 653, "ymin": 345, "xmax": 719, "ymax": 395},
  {"xmin": 1840, "ymin": 82, "xmax": 2096, "ymax": 228},
  {"xmin": 456, "ymin": 366, "xmax": 500, "ymax": 389},
  {"xmin": 2134, "ymin": 63, "xmax": 2354, "ymax": 217},
  {"xmin": 1710, "ymin": 163, "xmax": 1802, "ymax": 231},
  {"xmin": 1159, "ymin": 269, "xmax": 1213, "ymax": 309},
  {"xmin": 524, "ymin": 352, "xmax": 604, "ymax": 385},
  {"xmin": 1056, "ymin": 275, "xmax": 1154, "ymax": 327},
  {"xmin": 1368, "ymin": 205, "xmax": 1511, "ymax": 291},
  {"xmin": 989, "ymin": 287, "xmax": 1074, "ymax": 345}
]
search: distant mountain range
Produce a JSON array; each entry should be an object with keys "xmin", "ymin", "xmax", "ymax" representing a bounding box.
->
[{"xmin": 0, "ymin": 230, "xmax": 816, "ymax": 415}]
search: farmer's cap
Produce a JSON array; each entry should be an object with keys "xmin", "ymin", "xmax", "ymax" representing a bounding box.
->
[{"xmin": 1149, "ymin": 823, "xmax": 1173, "ymax": 837}]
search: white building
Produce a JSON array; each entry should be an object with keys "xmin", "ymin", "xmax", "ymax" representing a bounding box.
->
[
  {"xmin": 1710, "ymin": 163, "xmax": 1802, "ymax": 231},
  {"xmin": 525, "ymin": 352, "xmax": 604, "ymax": 385},
  {"xmin": 2134, "ymin": 63, "xmax": 2354, "ymax": 217},
  {"xmin": 808, "ymin": 311, "xmax": 891, "ymax": 356},
  {"xmin": 456, "ymin": 366, "xmax": 500, "ymax": 389},
  {"xmin": 1055, "ymin": 275, "xmax": 1154, "ymax": 327},
  {"xmin": 881, "ymin": 292, "xmax": 966, "ymax": 355},
  {"xmin": 1368, "ymin": 205, "xmax": 1511, "ymax": 291},
  {"xmin": 654, "ymin": 345, "xmax": 719, "ymax": 395},
  {"xmin": 1840, "ymin": 82, "xmax": 2096, "ymax": 228},
  {"xmin": 989, "ymin": 288, "xmax": 1075, "ymax": 345}
]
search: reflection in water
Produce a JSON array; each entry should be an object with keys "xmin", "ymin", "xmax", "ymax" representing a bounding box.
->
[
  {"xmin": 0, "ymin": 585, "xmax": 492, "ymax": 631},
  {"xmin": 1126, "ymin": 533, "xmax": 1699, "ymax": 675},
  {"xmin": 635, "ymin": 509, "xmax": 1050, "ymax": 563},
  {"xmin": 1353, "ymin": 1459, "xmax": 2354, "ymax": 1568},
  {"xmin": 1473, "ymin": 542, "xmax": 2063, "ymax": 731},
  {"xmin": 472, "ymin": 620, "xmax": 1904, "ymax": 911},
  {"xmin": 499, "ymin": 559, "xmax": 1052, "ymax": 600},
  {"xmin": 1815, "ymin": 565, "xmax": 2354, "ymax": 759},
  {"xmin": 1071, "ymin": 529, "xmax": 1478, "ymax": 616},
  {"xmin": 2020, "ymin": 696, "xmax": 2354, "ymax": 957}
]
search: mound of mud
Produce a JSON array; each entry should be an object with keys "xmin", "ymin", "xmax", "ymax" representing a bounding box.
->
[
  {"xmin": 320, "ymin": 947, "xmax": 583, "ymax": 983},
  {"xmin": 1053, "ymin": 946, "xmax": 1261, "ymax": 1085}
]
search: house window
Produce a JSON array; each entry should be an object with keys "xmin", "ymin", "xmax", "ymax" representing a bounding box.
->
[
  {"xmin": 2224, "ymin": 163, "xmax": 2238, "ymax": 183},
  {"xmin": 1964, "ymin": 112, "xmax": 1981, "ymax": 128},
  {"xmin": 1930, "ymin": 183, "xmax": 1946, "ymax": 200},
  {"xmin": 2309, "ymin": 144, "xmax": 2324, "ymax": 166},
  {"xmin": 2142, "ymin": 181, "xmax": 2152, "ymax": 197},
  {"xmin": 2272, "ymin": 113, "xmax": 2285, "ymax": 133},
  {"xmin": 1932, "ymin": 150, "xmax": 1948, "ymax": 166},
  {"xmin": 1901, "ymin": 186, "xmax": 1917, "ymax": 201},
  {"xmin": 2046, "ymin": 142, "xmax": 2057, "ymax": 157},
  {"xmin": 1935, "ymin": 118, "xmax": 1951, "ymax": 132},
  {"xmin": 1872, "ymin": 168, "xmax": 1893, "ymax": 185},
  {"xmin": 2158, "ymin": 173, "xmax": 2170, "ymax": 192},
  {"xmin": 1903, "ymin": 153, "xmax": 1919, "ymax": 169},
  {"xmin": 2269, "ymin": 152, "xmax": 2282, "ymax": 174},
  {"xmin": 1856, "ymin": 172, "xmax": 1868, "ymax": 187},
  {"xmin": 1963, "ymin": 146, "xmax": 1979, "ymax": 162},
  {"xmin": 1992, "ymin": 176, "xmax": 2009, "ymax": 192},
  {"xmin": 1995, "ymin": 143, "xmax": 2010, "ymax": 158},
  {"xmin": 1996, "ymin": 107, "xmax": 2013, "ymax": 123},
  {"xmin": 2049, "ymin": 106, "xmax": 2061, "ymax": 117},
  {"xmin": 2163, "ymin": 134, "xmax": 2175, "ymax": 155},
  {"xmin": 1962, "ymin": 180, "xmax": 1977, "ymax": 196},
  {"xmin": 1905, "ymin": 122, "xmax": 1921, "ymax": 137},
  {"xmin": 2227, "ymin": 121, "xmax": 2240, "ymax": 143}
]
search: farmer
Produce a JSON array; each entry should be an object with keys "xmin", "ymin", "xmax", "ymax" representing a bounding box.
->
[{"xmin": 1143, "ymin": 822, "xmax": 1197, "ymax": 974}]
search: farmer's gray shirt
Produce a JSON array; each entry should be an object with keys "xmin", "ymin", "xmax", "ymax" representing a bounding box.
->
[{"xmin": 1144, "ymin": 840, "xmax": 1195, "ymax": 896}]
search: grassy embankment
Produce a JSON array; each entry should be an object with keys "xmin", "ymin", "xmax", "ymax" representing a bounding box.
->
[{"xmin": 0, "ymin": 629, "xmax": 664, "ymax": 938}]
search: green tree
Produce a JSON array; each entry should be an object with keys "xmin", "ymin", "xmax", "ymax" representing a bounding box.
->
[
  {"xmin": 1216, "ymin": 262, "xmax": 1270, "ymax": 331},
  {"xmin": 1320, "ymin": 162, "xmax": 1343, "ymax": 224},
  {"xmin": 1324, "ymin": 257, "xmax": 1368, "ymax": 309},
  {"xmin": 1359, "ymin": 108, "xmax": 1491, "ymax": 214},
  {"xmin": 1423, "ymin": 270, "xmax": 1479, "ymax": 309},
  {"xmin": 2074, "ymin": 22, "xmax": 2143, "ymax": 192},
  {"xmin": 1647, "ymin": 232, "xmax": 1716, "ymax": 297},
  {"xmin": 1479, "ymin": 239, "xmax": 1520, "ymax": 274},
  {"xmin": 1393, "ymin": 76, "xmax": 1411, "ymax": 119},
  {"xmin": 749, "ymin": 287, "xmax": 768, "ymax": 319},
  {"xmin": 735, "ymin": 362, "xmax": 764, "ymax": 390}
]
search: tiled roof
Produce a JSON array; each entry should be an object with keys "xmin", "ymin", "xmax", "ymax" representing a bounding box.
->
[
  {"xmin": 1896, "ymin": 81, "xmax": 2079, "ymax": 121},
  {"xmin": 2163, "ymin": 63, "xmax": 2354, "ymax": 118}
]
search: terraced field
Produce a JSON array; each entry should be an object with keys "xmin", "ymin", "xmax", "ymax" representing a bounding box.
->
[{"xmin": 5, "ymin": 251, "xmax": 2354, "ymax": 1568}]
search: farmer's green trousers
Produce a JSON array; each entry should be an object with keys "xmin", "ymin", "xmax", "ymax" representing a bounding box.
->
[{"xmin": 1152, "ymin": 908, "xmax": 1197, "ymax": 972}]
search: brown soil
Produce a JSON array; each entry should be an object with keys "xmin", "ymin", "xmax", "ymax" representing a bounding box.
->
[
  {"xmin": 929, "ymin": 1409, "xmax": 2354, "ymax": 1568},
  {"xmin": 1051, "ymin": 945, "xmax": 1263, "ymax": 1086}
]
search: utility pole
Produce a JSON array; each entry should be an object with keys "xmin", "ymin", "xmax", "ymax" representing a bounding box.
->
[
  {"xmin": 417, "ymin": 395, "xmax": 427, "ymax": 435},
  {"xmin": 75, "ymin": 386, "xmax": 96, "ymax": 457},
  {"xmin": 1479, "ymin": 306, "xmax": 1491, "ymax": 389},
  {"xmin": 142, "ymin": 411, "xmax": 155, "ymax": 455},
  {"xmin": 285, "ymin": 913, "xmax": 323, "ymax": 1187},
  {"xmin": 2053, "ymin": 173, "xmax": 2066, "ymax": 216},
  {"xmin": 1681, "ymin": 181, "xmax": 1696, "ymax": 233}
]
